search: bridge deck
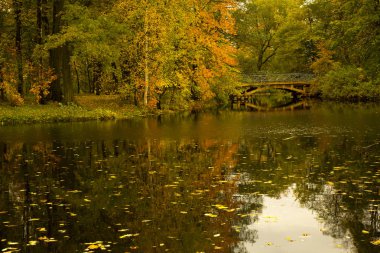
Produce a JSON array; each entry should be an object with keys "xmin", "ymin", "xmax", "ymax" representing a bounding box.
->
[{"xmin": 239, "ymin": 81, "xmax": 312, "ymax": 88}]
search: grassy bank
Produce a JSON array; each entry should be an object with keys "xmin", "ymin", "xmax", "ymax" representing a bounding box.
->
[{"xmin": 0, "ymin": 95, "xmax": 148, "ymax": 125}]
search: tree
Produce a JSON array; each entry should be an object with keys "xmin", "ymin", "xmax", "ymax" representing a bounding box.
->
[{"xmin": 13, "ymin": 0, "xmax": 23, "ymax": 96}]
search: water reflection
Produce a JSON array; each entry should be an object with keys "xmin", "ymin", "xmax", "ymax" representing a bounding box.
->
[{"xmin": 0, "ymin": 105, "xmax": 379, "ymax": 252}]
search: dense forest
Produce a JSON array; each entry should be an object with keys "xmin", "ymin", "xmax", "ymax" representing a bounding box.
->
[{"xmin": 0, "ymin": 0, "xmax": 379, "ymax": 109}]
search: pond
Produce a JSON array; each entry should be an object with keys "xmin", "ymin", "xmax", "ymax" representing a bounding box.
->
[{"xmin": 0, "ymin": 102, "xmax": 379, "ymax": 253}]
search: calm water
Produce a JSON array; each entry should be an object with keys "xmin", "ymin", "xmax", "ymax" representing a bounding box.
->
[{"xmin": 0, "ymin": 102, "xmax": 379, "ymax": 253}]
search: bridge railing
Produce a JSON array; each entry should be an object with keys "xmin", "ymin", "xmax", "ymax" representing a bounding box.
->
[{"xmin": 244, "ymin": 73, "xmax": 314, "ymax": 83}]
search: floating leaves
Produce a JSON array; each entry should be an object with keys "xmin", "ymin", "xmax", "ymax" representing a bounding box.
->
[
  {"xmin": 84, "ymin": 241, "xmax": 107, "ymax": 251},
  {"xmin": 120, "ymin": 233, "xmax": 139, "ymax": 239},
  {"xmin": 28, "ymin": 240, "xmax": 38, "ymax": 246},
  {"xmin": 285, "ymin": 236, "xmax": 295, "ymax": 242},
  {"xmin": 204, "ymin": 213, "xmax": 218, "ymax": 218}
]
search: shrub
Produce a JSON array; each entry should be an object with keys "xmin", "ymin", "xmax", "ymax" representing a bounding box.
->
[
  {"xmin": 317, "ymin": 65, "xmax": 380, "ymax": 101},
  {"xmin": 0, "ymin": 80, "xmax": 24, "ymax": 106}
]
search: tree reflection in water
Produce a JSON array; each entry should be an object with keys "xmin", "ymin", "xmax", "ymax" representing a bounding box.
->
[{"xmin": 0, "ymin": 124, "xmax": 379, "ymax": 252}]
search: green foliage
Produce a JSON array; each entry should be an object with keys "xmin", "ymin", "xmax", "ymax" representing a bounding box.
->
[
  {"xmin": 234, "ymin": 0, "xmax": 310, "ymax": 73},
  {"xmin": 317, "ymin": 65, "xmax": 380, "ymax": 101}
]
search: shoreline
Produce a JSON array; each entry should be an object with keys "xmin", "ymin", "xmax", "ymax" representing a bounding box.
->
[
  {"xmin": 0, "ymin": 95, "xmax": 153, "ymax": 126},
  {"xmin": 1, "ymin": 95, "xmax": 379, "ymax": 126}
]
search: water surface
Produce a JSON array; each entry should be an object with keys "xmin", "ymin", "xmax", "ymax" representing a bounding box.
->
[{"xmin": 0, "ymin": 102, "xmax": 379, "ymax": 252}]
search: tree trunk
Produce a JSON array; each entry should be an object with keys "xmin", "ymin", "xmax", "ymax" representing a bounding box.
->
[
  {"xmin": 93, "ymin": 62, "xmax": 102, "ymax": 95},
  {"xmin": 257, "ymin": 52, "xmax": 263, "ymax": 72},
  {"xmin": 86, "ymin": 60, "xmax": 93, "ymax": 93},
  {"xmin": 0, "ymin": 64, "xmax": 4, "ymax": 100},
  {"xmin": 73, "ymin": 61, "xmax": 80, "ymax": 94},
  {"xmin": 41, "ymin": 0, "xmax": 49, "ymax": 37},
  {"xmin": 36, "ymin": 0, "xmax": 42, "ymax": 44},
  {"xmin": 143, "ymin": 6, "xmax": 149, "ymax": 106},
  {"xmin": 62, "ymin": 44, "xmax": 73, "ymax": 103},
  {"xmin": 49, "ymin": 0, "xmax": 64, "ymax": 102},
  {"xmin": 13, "ymin": 0, "xmax": 24, "ymax": 96},
  {"xmin": 111, "ymin": 62, "xmax": 118, "ymax": 86}
]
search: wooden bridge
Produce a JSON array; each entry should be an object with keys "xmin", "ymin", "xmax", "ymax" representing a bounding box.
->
[{"xmin": 231, "ymin": 73, "xmax": 314, "ymax": 105}]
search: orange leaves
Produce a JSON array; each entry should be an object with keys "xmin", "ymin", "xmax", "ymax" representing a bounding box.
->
[
  {"xmin": 0, "ymin": 65, "xmax": 24, "ymax": 106},
  {"xmin": 114, "ymin": 0, "xmax": 237, "ymax": 106},
  {"xmin": 27, "ymin": 63, "xmax": 57, "ymax": 103}
]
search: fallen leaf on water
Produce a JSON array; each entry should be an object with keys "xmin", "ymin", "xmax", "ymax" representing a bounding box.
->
[
  {"xmin": 45, "ymin": 238, "xmax": 57, "ymax": 243},
  {"xmin": 67, "ymin": 190, "xmax": 82, "ymax": 193},
  {"xmin": 204, "ymin": 213, "xmax": 218, "ymax": 218},
  {"xmin": 362, "ymin": 230, "xmax": 370, "ymax": 234},
  {"xmin": 285, "ymin": 236, "xmax": 295, "ymax": 242},
  {"xmin": 28, "ymin": 241, "xmax": 38, "ymax": 246},
  {"xmin": 2, "ymin": 247, "xmax": 19, "ymax": 253},
  {"xmin": 87, "ymin": 244, "xmax": 99, "ymax": 250},
  {"xmin": 370, "ymin": 239, "xmax": 380, "ymax": 245},
  {"xmin": 7, "ymin": 242, "xmax": 19, "ymax": 245},
  {"xmin": 120, "ymin": 233, "xmax": 139, "ymax": 238},
  {"xmin": 213, "ymin": 204, "xmax": 228, "ymax": 210}
]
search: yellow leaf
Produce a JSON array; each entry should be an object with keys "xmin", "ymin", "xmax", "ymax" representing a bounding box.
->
[
  {"xmin": 285, "ymin": 236, "xmax": 295, "ymax": 242},
  {"xmin": 370, "ymin": 239, "xmax": 380, "ymax": 245},
  {"xmin": 28, "ymin": 241, "xmax": 38, "ymax": 246},
  {"xmin": 362, "ymin": 230, "xmax": 370, "ymax": 234},
  {"xmin": 38, "ymin": 236, "xmax": 48, "ymax": 241},
  {"xmin": 87, "ymin": 244, "xmax": 99, "ymax": 250},
  {"xmin": 213, "ymin": 204, "xmax": 228, "ymax": 210}
]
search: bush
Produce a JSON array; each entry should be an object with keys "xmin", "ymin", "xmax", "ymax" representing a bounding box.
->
[
  {"xmin": 0, "ymin": 81, "xmax": 24, "ymax": 106},
  {"xmin": 316, "ymin": 65, "xmax": 380, "ymax": 101}
]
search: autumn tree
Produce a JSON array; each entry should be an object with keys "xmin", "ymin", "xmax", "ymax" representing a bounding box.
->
[{"xmin": 234, "ymin": 0, "xmax": 310, "ymax": 74}]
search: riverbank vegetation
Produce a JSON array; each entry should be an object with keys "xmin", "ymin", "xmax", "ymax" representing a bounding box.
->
[
  {"xmin": 0, "ymin": 95, "xmax": 149, "ymax": 124},
  {"xmin": 0, "ymin": 0, "xmax": 379, "ymax": 116}
]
